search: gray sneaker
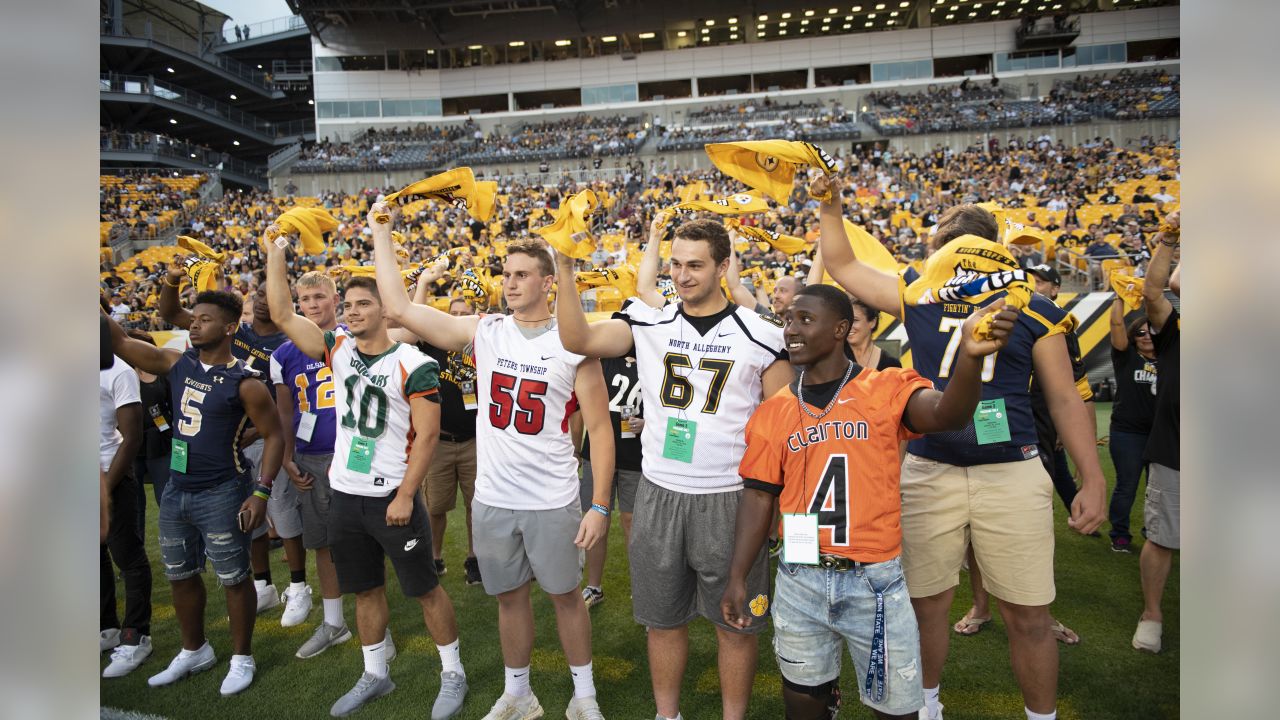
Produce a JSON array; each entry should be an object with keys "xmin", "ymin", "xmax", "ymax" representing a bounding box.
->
[
  {"xmin": 431, "ymin": 670, "xmax": 469, "ymax": 719},
  {"xmin": 296, "ymin": 622, "xmax": 353, "ymax": 659},
  {"xmin": 330, "ymin": 672, "xmax": 395, "ymax": 717}
]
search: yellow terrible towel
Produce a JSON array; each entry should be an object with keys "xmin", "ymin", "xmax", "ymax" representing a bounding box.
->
[
  {"xmin": 374, "ymin": 167, "xmax": 496, "ymax": 224},
  {"xmin": 535, "ymin": 189, "xmax": 599, "ymax": 260},
  {"xmin": 176, "ymin": 236, "xmax": 224, "ymax": 292},
  {"xmin": 726, "ymin": 218, "xmax": 809, "ymax": 256},
  {"xmin": 266, "ymin": 207, "xmax": 339, "ymax": 255},
  {"xmin": 1110, "ymin": 271, "xmax": 1146, "ymax": 312},
  {"xmin": 705, "ymin": 140, "xmax": 841, "ymax": 204},
  {"xmin": 667, "ymin": 191, "xmax": 771, "ymax": 216},
  {"xmin": 575, "ymin": 265, "xmax": 638, "ymax": 300},
  {"xmin": 902, "ymin": 234, "xmax": 1032, "ymax": 340}
]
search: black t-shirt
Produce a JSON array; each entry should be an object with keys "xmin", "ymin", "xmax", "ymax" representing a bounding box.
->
[
  {"xmin": 138, "ymin": 374, "xmax": 173, "ymax": 460},
  {"xmin": 581, "ymin": 355, "xmax": 643, "ymax": 472},
  {"xmin": 417, "ymin": 341, "xmax": 478, "ymax": 439},
  {"xmin": 876, "ymin": 351, "xmax": 902, "ymax": 371},
  {"xmin": 1110, "ymin": 345, "xmax": 1158, "ymax": 434},
  {"xmin": 1143, "ymin": 308, "xmax": 1179, "ymax": 469}
]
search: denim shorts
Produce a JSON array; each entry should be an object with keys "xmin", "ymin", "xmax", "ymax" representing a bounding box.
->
[
  {"xmin": 772, "ymin": 557, "xmax": 924, "ymax": 716},
  {"xmin": 158, "ymin": 476, "xmax": 252, "ymax": 586}
]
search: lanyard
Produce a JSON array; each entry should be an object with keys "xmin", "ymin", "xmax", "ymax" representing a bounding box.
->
[{"xmin": 863, "ymin": 588, "xmax": 887, "ymax": 704}]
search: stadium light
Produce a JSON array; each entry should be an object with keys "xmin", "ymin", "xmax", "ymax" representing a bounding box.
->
[
  {"xmin": 257, "ymin": 64, "xmax": 263, "ymax": 69},
  {"xmin": 232, "ymin": 140, "xmax": 240, "ymax": 146},
  {"xmin": 823, "ymin": 24, "xmax": 831, "ymax": 30},
  {"xmin": 805, "ymin": 9, "xmax": 815, "ymax": 15},
  {"xmin": 190, "ymin": 153, "xmax": 197, "ymax": 158},
  {"xmin": 509, "ymin": 41, "xmax": 525, "ymax": 46},
  {"xmin": 891, "ymin": 11, "xmax": 899, "ymax": 16},
  {"xmin": 843, "ymin": 23, "xmax": 851, "ymax": 28},
  {"xmin": 829, "ymin": 8, "xmax": 839, "ymax": 14},
  {"xmin": 639, "ymin": 32, "xmax": 655, "ymax": 38},
  {"xmin": 308, "ymin": 99, "xmax": 314, "ymax": 105},
  {"xmin": 705, "ymin": 19, "xmax": 715, "ymax": 25},
  {"xmin": 759, "ymin": 14, "xmax": 768, "ymax": 20},
  {"xmin": 846, "ymin": 15, "xmax": 853, "ymax": 20},
  {"xmin": 468, "ymin": 44, "xmax": 482, "ymax": 49},
  {"xmin": 868, "ymin": 13, "xmax": 876, "ymax": 18},
  {"xmin": 678, "ymin": 30, "xmax": 687, "ymax": 36},
  {"xmin": 888, "ymin": 19, "xmax": 896, "ymax": 24},
  {"xmin": 757, "ymin": 23, "xmax": 765, "ymax": 29},
  {"xmin": 602, "ymin": 36, "xmax": 617, "ymax": 42},
  {"xmin": 728, "ymin": 17, "xmax": 738, "ymax": 23},
  {"xmin": 556, "ymin": 39, "xmax": 572, "ymax": 45},
  {"xmin": 229, "ymin": 93, "xmax": 237, "ymax": 100},
  {"xmin": 875, "ymin": 3, "xmax": 885, "ymax": 8},
  {"xmin": 852, "ymin": 5, "xmax": 862, "ymax": 11},
  {"xmin": 781, "ymin": 12, "xmax": 792, "ymax": 18},
  {"xmin": 945, "ymin": 13, "xmax": 954, "ymax": 18},
  {"xmin": 900, "ymin": 0, "xmax": 910, "ymax": 5},
  {"xmin": 166, "ymin": 67, "xmax": 175, "ymax": 73},
  {"xmin": 702, "ymin": 27, "xmax": 710, "ymax": 33},
  {"xmin": 781, "ymin": 21, "xmax": 788, "ymax": 27},
  {"xmin": 779, "ymin": 29, "xmax": 787, "ymax": 35},
  {"xmin": 730, "ymin": 33, "xmax": 739, "ymax": 39},
  {"xmin": 169, "ymin": 118, "xmax": 177, "ymax": 124},
  {"xmin": 969, "ymin": 11, "xmax": 977, "ymax": 16},
  {"xmin": 865, "ymin": 20, "xmax": 873, "ymax": 26}
]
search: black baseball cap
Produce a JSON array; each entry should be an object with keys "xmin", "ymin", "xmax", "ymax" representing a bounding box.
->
[{"xmin": 1027, "ymin": 264, "xmax": 1061, "ymax": 286}]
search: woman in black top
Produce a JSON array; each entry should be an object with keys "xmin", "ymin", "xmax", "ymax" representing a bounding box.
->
[
  {"xmin": 845, "ymin": 296, "xmax": 901, "ymax": 371},
  {"xmin": 1106, "ymin": 297, "xmax": 1158, "ymax": 552}
]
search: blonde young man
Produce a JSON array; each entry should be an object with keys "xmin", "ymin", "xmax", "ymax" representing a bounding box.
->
[
  {"xmin": 367, "ymin": 203, "xmax": 615, "ymax": 720},
  {"xmin": 555, "ymin": 216, "xmax": 792, "ymax": 720}
]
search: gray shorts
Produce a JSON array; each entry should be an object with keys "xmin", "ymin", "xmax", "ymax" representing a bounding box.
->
[
  {"xmin": 578, "ymin": 460, "xmax": 641, "ymax": 514},
  {"xmin": 630, "ymin": 477, "xmax": 770, "ymax": 633},
  {"xmin": 295, "ymin": 452, "xmax": 335, "ymax": 550},
  {"xmin": 244, "ymin": 439, "xmax": 303, "ymax": 540},
  {"xmin": 1144, "ymin": 463, "xmax": 1180, "ymax": 549},
  {"xmin": 472, "ymin": 500, "xmax": 582, "ymax": 596}
]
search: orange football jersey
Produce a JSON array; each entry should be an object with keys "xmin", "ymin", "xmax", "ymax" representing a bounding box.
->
[{"xmin": 740, "ymin": 367, "xmax": 933, "ymax": 562}]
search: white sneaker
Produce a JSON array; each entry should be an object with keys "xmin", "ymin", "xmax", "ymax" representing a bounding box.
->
[
  {"xmin": 100, "ymin": 628, "xmax": 121, "ymax": 653},
  {"xmin": 103, "ymin": 636, "xmax": 152, "ymax": 678},
  {"xmin": 919, "ymin": 703, "xmax": 944, "ymax": 720},
  {"xmin": 481, "ymin": 692, "xmax": 543, "ymax": 720},
  {"xmin": 256, "ymin": 583, "xmax": 281, "ymax": 613},
  {"xmin": 220, "ymin": 654, "xmax": 256, "ymax": 696},
  {"xmin": 1133, "ymin": 619, "xmax": 1163, "ymax": 653},
  {"xmin": 565, "ymin": 695, "xmax": 605, "ymax": 720},
  {"xmin": 148, "ymin": 643, "xmax": 216, "ymax": 687},
  {"xmin": 280, "ymin": 585, "xmax": 314, "ymax": 627}
]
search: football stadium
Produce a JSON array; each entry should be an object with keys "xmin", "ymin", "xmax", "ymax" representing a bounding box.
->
[{"xmin": 99, "ymin": 0, "xmax": 1181, "ymax": 717}]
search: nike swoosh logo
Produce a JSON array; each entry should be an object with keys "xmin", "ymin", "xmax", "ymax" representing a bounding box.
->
[
  {"xmin": 540, "ymin": 355, "xmax": 554, "ymax": 361},
  {"xmin": 837, "ymin": 397, "xmax": 857, "ymax": 405},
  {"xmin": 404, "ymin": 539, "xmax": 419, "ymax": 551},
  {"xmin": 716, "ymin": 332, "xmax": 735, "ymax": 338}
]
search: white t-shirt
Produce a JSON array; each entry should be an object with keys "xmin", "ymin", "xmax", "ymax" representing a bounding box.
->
[
  {"xmin": 100, "ymin": 356, "xmax": 141, "ymax": 472},
  {"xmin": 472, "ymin": 315, "xmax": 584, "ymax": 510},
  {"xmin": 619, "ymin": 300, "xmax": 786, "ymax": 494}
]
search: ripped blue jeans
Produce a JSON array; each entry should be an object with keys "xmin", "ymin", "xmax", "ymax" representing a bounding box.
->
[
  {"xmin": 772, "ymin": 556, "xmax": 924, "ymax": 716},
  {"xmin": 158, "ymin": 476, "xmax": 252, "ymax": 586}
]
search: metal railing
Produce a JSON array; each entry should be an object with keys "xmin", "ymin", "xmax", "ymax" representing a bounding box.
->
[
  {"xmin": 101, "ymin": 22, "xmax": 275, "ymax": 91},
  {"xmin": 100, "ymin": 73, "xmax": 313, "ymax": 139},
  {"xmin": 220, "ymin": 15, "xmax": 307, "ymax": 45},
  {"xmin": 268, "ymin": 140, "xmax": 304, "ymax": 172},
  {"xmin": 101, "ymin": 131, "xmax": 266, "ymax": 180}
]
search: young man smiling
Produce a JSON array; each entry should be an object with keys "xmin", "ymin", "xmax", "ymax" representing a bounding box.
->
[{"xmin": 721, "ymin": 285, "xmax": 1016, "ymax": 719}]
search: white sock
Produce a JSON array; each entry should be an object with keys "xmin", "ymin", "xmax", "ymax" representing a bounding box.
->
[
  {"xmin": 924, "ymin": 686, "xmax": 941, "ymax": 717},
  {"xmin": 362, "ymin": 641, "xmax": 388, "ymax": 678},
  {"xmin": 1026, "ymin": 709, "xmax": 1056, "ymax": 720},
  {"xmin": 323, "ymin": 598, "xmax": 344, "ymax": 628},
  {"xmin": 569, "ymin": 661, "xmax": 595, "ymax": 699},
  {"xmin": 288, "ymin": 581, "xmax": 307, "ymax": 593},
  {"xmin": 658, "ymin": 714, "xmax": 683, "ymax": 720},
  {"xmin": 254, "ymin": 578, "xmax": 267, "ymax": 591},
  {"xmin": 179, "ymin": 642, "xmax": 210, "ymax": 658},
  {"xmin": 504, "ymin": 665, "xmax": 532, "ymax": 697},
  {"xmin": 437, "ymin": 639, "xmax": 464, "ymax": 676}
]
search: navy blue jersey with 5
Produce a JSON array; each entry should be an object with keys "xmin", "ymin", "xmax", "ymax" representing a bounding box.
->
[{"xmin": 168, "ymin": 349, "xmax": 262, "ymax": 491}]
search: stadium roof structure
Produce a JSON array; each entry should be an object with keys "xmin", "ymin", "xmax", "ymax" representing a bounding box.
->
[
  {"xmin": 112, "ymin": 0, "xmax": 231, "ymax": 43},
  {"xmin": 286, "ymin": 0, "xmax": 1177, "ymax": 47}
]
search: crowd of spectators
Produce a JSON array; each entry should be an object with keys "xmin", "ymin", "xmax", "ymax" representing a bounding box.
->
[
  {"xmin": 102, "ymin": 130, "xmax": 1178, "ymax": 334},
  {"xmin": 1049, "ymin": 69, "xmax": 1181, "ymax": 120},
  {"xmin": 293, "ymin": 115, "xmax": 644, "ymax": 173},
  {"xmin": 685, "ymin": 99, "xmax": 825, "ymax": 124}
]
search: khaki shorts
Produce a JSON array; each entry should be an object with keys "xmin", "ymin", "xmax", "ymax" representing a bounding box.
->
[
  {"xmin": 1144, "ymin": 463, "xmax": 1180, "ymax": 549},
  {"xmin": 423, "ymin": 437, "xmax": 477, "ymax": 516},
  {"xmin": 900, "ymin": 454, "xmax": 1055, "ymax": 607}
]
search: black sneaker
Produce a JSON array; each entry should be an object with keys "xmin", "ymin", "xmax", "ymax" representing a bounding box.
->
[
  {"xmin": 1111, "ymin": 537, "xmax": 1133, "ymax": 554},
  {"xmin": 463, "ymin": 557, "xmax": 482, "ymax": 586},
  {"xmin": 434, "ymin": 558, "xmax": 446, "ymax": 576}
]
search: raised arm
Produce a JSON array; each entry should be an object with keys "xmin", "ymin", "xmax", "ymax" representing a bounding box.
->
[
  {"xmin": 1143, "ymin": 209, "xmax": 1178, "ymax": 332},
  {"xmin": 812, "ymin": 175, "xmax": 901, "ymax": 317},
  {"xmin": 158, "ymin": 262, "xmax": 195, "ymax": 329},
  {"xmin": 574, "ymin": 358, "xmax": 614, "ymax": 550},
  {"xmin": 554, "ymin": 250, "xmax": 637, "ymax": 358},
  {"xmin": 103, "ymin": 310, "xmax": 180, "ymax": 375},
  {"xmin": 265, "ymin": 229, "xmax": 327, "ymax": 359},
  {"xmin": 635, "ymin": 211, "xmax": 670, "ymax": 309},
  {"xmin": 724, "ymin": 242, "xmax": 757, "ymax": 310},
  {"xmin": 369, "ymin": 203, "xmax": 478, "ymax": 352},
  {"xmin": 906, "ymin": 302, "xmax": 1018, "ymax": 434},
  {"xmin": 1109, "ymin": 296, "xmax": 1129, "ymax": 351},
  {"xmin": 806, "ymin": 245, "xmax": 826, "ymax": 286}
]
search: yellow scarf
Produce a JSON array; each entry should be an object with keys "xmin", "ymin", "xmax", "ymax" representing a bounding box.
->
[
  {"xmin": 176, "ymin": 236, "xmax": 224, "ymax": 292},
  {"xmin": 374, "ymin": 167, "xmax": 496, "ymax": 224},
  {"xmin": 266, "ymin": 207, "xmax": 339, "ymax": 255},
  {"xmin": 902, "ymin": 234, "xmax": 1032, "ymax": 340},
  {"xmin": 726, "ymin": 218, "xmax": 809, "ymax": 255},
  {"xmin": 667, "ymin": 191, "xmax": 770, "ymax": 216},
  {"xmin": 705, "ymin": 140, "xmax": 841, "ymax": 204},
  {"xmin": 1110, "ymin": 271, "xmax": 1146, "ymax": 312},
  {"xmin": 535, "ymin": 189, "xmax": 599, "ymax": 259},
  {"xmin": 575, "ymin": 265, "xmax": 638, "ymax": 299}
]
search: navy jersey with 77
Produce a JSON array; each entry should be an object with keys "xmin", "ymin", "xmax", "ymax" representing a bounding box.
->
[{"xmin": 901, "ymin": 266, "xmax": 1070, "ymax": 466}]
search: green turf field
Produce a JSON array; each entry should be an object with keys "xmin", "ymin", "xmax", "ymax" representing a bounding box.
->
[{"xmin": 100, "ymin": 403, "xmax": 1178, "ymax": 719}]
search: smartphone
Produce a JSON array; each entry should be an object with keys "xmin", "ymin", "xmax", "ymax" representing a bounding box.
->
[{"xmin": 237, "ymin": 509, "xmax": 251, "ymax": 533}]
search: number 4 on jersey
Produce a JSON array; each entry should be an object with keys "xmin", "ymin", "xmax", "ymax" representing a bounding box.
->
[{"xmin": 807, "ymin": 455, "xmax": 850, "ymax": 546}]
